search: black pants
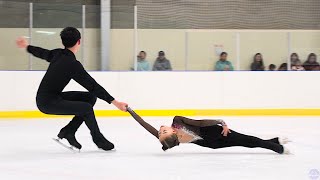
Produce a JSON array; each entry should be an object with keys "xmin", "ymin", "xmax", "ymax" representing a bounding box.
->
[
  {"xmin": 37, "ymin": 91, "xmax": 102, "ymax": 138},
  {"xmin": 193, "ymin": 125, "xmax": 284, "ymax": 154}
]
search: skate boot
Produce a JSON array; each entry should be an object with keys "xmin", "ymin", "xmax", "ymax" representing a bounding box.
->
[
  {"xmin": 92, "ymin": 133, "xmax": 115, "ymax": 151},
  {"xmin": 57, "ymin": 129, "xmax": 82, "ymax": 150}
]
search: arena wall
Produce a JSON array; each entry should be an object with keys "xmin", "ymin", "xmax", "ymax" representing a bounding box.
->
[{"xmin": 0, "ymin": 71, "xmax": 319, "ymax": 118}]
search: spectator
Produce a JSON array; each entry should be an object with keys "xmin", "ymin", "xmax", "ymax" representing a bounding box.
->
[
  {"xmin": 250, "ymin": 53, "xmax": 265, "ymax": 71},
  {"xmin": 291, "ymin": 60, "xmax": 305, "ymax": 71},
  {"xmin": 132, "ymin": 51, "xmax": 150, "ymax": 71},
  {"xmin": 278, "ymin": 63, "xmax": 288, "ymax": 71},
  {"xmin": 215, "ymin": 52, "xmax": 234, "ymax": 71},
  {"xmin": 290, "ymin": 53, "xmax": 300, "ymax": 66},
  {"xmin": 303, "ymin": 53, "xmax": 319, "ymax": 71},
  {"xmin": 269, "ymin": 64, "xmax": 276, "ymax": 71},
  {"xmin": 152, "ymin": 51, "xmax": 172, "ymax": 71}
]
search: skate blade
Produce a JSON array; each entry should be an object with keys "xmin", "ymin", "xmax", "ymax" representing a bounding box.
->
[
  {"xmin": 98, "ymin": 148, "xmax": 117, "ymax": 152},
  {"xmin": 52, "ymin": 138, "xmax": 80, "ymax": 153}
]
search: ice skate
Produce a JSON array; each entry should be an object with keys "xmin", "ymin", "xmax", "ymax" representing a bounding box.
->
[
  {"xmin": 92, "ymin": 133, "xmax": 115, "ymax": 151},
  {"xmin": 53, "ymin": 130, "xmax": 82, "ymax": 152}
]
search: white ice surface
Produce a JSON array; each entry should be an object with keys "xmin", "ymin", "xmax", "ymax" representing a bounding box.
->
[{"xmin": 0, "ymin": 117, "xmax": 319, "ymax": 180}]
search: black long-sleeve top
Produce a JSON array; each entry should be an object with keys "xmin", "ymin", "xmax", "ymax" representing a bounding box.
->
[
  {"xmin": 127, "ymin": 107, "xmax": 226, "ymax": 141},
  {"xmin": 27, "ymin": 45, "xmax": 114, "ymax": 104},
  {"xmin": 251, "ymin": 61, "xmax": 265, "ymax": 71}
]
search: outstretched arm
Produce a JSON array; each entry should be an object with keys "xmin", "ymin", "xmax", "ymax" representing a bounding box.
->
[
  {"xmin": 127, "ymin": 107, "xmax": 159, "ymax": 139},
  {"xmin": 173, "ymin": 116, "xmax": 227, "ymax": 127},
  {"xmin": 16, "ymin": 37, "xmax": 56, "ymax": 62},
  {"xmin": 27, "ymin": 46, "xmax": 57, "ymax": 62}
]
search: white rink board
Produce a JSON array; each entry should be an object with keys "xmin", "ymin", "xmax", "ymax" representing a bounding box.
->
[
  {"xmin": 0, "ymin": 117, "xmax": 319, "ymax": 180},
  {"xmin": 1, "ymin": 71, "xmax": 320, "ymax": 111}
]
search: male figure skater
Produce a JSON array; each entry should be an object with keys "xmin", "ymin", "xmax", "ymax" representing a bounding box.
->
[{"xmin": 16, "ymin": 27, "xmax": 127, "ymax": 151}]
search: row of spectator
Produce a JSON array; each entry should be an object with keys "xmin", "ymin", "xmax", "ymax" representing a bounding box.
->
[
  {"xmin": 133, "ymin": 51, "xmax": 319, "ymax": 71},
  {"xmin": 215, "ymin": 52, "xmax": 319, "ymax": 71},
  {"xmin": 252, "ymin": 52, "xmax": 318, "ymax": 71}
]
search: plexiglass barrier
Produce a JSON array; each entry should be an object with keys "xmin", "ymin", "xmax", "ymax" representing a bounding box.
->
[{"xmin": 0, "ymin": 1, "xmax": 320, "ymax": 71}]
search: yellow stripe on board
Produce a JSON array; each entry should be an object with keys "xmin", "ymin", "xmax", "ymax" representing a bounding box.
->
[{"xmin": 1, "ymin": 109, "xmax": 320, "ymax": 119}]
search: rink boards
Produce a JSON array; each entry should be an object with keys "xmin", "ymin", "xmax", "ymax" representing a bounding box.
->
[{"xmin": 1, "ymin": 71, "xmax": 320, "ymax": 118}]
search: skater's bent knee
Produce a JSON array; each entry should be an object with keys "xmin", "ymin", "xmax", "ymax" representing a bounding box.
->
[
  {"xmin": 37, "ymin": 105, "xmax": 50, "ymax": 114},
  {"xmin": 88, "ymin": 93, "xmax": 97, "ymax": 106}
]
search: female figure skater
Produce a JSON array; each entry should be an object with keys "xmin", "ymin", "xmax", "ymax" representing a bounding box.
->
[{"xmin": 127, "ymin": 107, "xmax": 290, "ymax": 154}]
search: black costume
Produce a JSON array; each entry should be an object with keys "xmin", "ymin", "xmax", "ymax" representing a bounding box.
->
[
  {"xmin": 128, "ymin": 108, "xmax": 284, "ymax": 154},
  {"xmin": 27, "ymin": 45, "xmax": 115, "ymax": 150}
]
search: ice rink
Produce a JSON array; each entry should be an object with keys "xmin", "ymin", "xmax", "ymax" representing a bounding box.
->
[{"xmin": 0, "ymin": 116, "xmax": 319, "ymax": 180}]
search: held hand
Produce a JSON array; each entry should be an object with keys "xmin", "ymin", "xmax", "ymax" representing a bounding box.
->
[
  {"xmin": 16, "ymin": 37, "xmax": 28, "ymax": 49},
  {"xmin": 221, "ymin": 125, "xmax": 231, "ymax": 137},
  {"xmin": 112, "ymin": 100, "xmax": 128, "ymax": 112}
]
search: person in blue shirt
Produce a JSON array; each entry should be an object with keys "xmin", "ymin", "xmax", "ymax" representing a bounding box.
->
[
  {"xmin": 215, "ymin": 52, "xmax": 234, "ymax": 71},
  {"xmin": 132, "ymin": 51, "xmax": 151, "ymax": 71}
]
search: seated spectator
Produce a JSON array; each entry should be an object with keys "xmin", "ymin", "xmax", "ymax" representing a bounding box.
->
[
  {"xmin": 290, "ymin": 53, "xmax": 300, "ymax": 66},
  {"xmin": 152, "ymin": 51, "xmax": 172, "ymax": 71},
  {"xmin": 278, "ymin": 63, "xmax": 288, "ymax": 71},
  {"xmin": 250, "ymin": 53, "xmax": 265, "ymax": 71},
  {"xmin": 303, "ymin": 53, "xmax": 319, "ymax": 71},
  {"xmin": 268, "ymin": 64, "xmax": 276, "ymax": 71},
  {"xmin": 132, "ymin": 51, "xmax": 150, "ymax": 71},
  {"xmin": 215, "ymin": 52, "xmax": 234, "ymax": 71},
  {"xmin": 291, "ymin": 60, "xmax": 305, "ymax": 71}
]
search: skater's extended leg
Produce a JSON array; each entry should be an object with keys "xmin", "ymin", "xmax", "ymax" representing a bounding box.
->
[
  {"xmin": 220, "ymin": 130, "xmax": 284, "ymax": 154},
  {"xmin": 267, "ymin": 137, "xmax": 280, "ymax": 144},
  {"xmin": 195, "ymin": 126, "xmax": 284, "ymax": 154}
]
